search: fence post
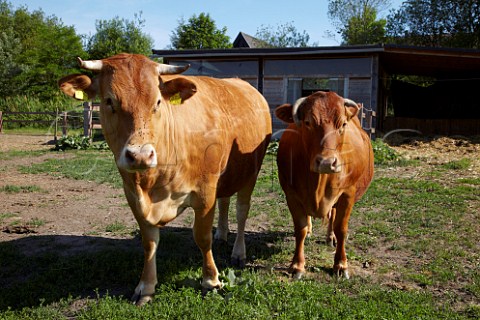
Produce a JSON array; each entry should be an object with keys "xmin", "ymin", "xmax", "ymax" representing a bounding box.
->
[
  {"xmin": 83, "ymin": 101, "xmax": 93, "ymax": 138},
  {"xmin": 54, "ymin": 108, "xmax": 58, "ymax": 143},
  {"xmin": 62, "ymin": 111, "xmax": 68, "ymax": 136},
  {"xmin": 0, "ymin": 111, "xmax": 3, "ymax": 133}
]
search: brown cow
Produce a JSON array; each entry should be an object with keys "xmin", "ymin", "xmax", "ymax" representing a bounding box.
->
[
  {"xmin": 58, "ymin": 53, "xmax": 272, "ymax": 305},
  {"xmin": 275, "ymin": 91, "xmax": 373, "ymax": 279}
]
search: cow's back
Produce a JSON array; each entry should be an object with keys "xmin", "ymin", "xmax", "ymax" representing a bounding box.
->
[
  {"xmin": 349, "ymin": 117, "xmax": 374, "ymax": 201},
  {"xmin": 165, "ymin": 76, "xmax": 272, "ymax": 198}
]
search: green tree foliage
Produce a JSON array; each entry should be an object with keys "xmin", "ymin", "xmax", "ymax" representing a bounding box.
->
[
  {"xmin": 86, "ymin": 12, "xmax": 154, "ymax": 58},
  {"xmin": 255, "ymin": 22, "xmax": 312, "ymax": 47},
  {"xmin": 0, "ymin": 0, "xmax": 85, "ymax": 100},
  {"xmin": 170, "ymin": 13, "xmax": 231, "ymax": 49},
  {"xmin": 328, "ymin": 0, "xmax": 390, "ymax": 45},
  {"xmin": 386, "ymin": 0, "xmax": 480, "ymax": 48},
  {"xmin": 0, "ymin": 28, "xmax": 25, "ymax": 96}
]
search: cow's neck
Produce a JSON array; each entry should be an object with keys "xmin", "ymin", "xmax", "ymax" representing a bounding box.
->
[{"xmin": 309, "ymin": 173, "xmax": 342, "ymax": 219}]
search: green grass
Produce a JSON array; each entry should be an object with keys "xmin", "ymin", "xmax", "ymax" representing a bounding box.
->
[
  {"xmin": 0, "ymin": 184, "xmax": 44, "ymax": 194},
  {"xmin": 105, "ymin": 221, "xmax": 129, "ymax": 234},
  {"xmin": 0, "ymin": 146, "xmax": 479, "ymax": 319},
  {"xmin": 441, "ymin": 158, "xmax": 472, "ymax": 170},
  {"xmin": 19, "ymin": 151, "xmax": 122, "ymax": 188}
]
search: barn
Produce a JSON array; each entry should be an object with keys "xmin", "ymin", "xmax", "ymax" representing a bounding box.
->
[{"xmin": 153, "ymin": 34, "xmax": 480, "ymax": 137}]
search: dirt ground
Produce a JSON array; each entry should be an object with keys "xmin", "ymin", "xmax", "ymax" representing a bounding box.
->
[{"xmin": 0, "ymin": 134, "xmax": 194, "ymax": 258}]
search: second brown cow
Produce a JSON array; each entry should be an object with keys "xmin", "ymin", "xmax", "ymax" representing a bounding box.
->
[{"xmin": 275, "ymin": 91, "xmax": 374, "ymax": 279}]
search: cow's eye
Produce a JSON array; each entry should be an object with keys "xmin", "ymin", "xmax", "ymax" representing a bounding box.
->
[
  {"xmin": 339, "ymin": 122, "xmax": 347, "ymax": 134},
  {"xmin": 154, "ymin": 99, "xmax": 161, "ymax": 113},
  {"xmin": 304, "ymin": 120, "xmax": 311, "ymax": 127},
  {"xmin": 105, "ymin": 98, "xmax": 115, "ymax": 114}
]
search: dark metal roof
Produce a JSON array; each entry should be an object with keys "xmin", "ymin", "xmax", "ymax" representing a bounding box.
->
[
  {"xmin": 152, "ymin": 44, "xmax": 480, "ymax": 78},
  {"xmin": 232, "ymin": 32, "xmax": 269, "ymax": 48}
]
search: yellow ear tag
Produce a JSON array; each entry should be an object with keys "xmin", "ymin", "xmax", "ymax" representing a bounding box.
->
[
  {"xmin": 74, "ymin": 90, "xmax": 87, "ymax": 100},
  {"xmin": 169, "ymin": 92, "xmax": 182, "ymax": 105}
]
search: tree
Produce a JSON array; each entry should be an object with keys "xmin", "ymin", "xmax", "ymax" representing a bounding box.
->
[
  {"xmin": 0, "ymin": 1, "xmax": 86, "ymax": 99},
  {"xmin": 255, "ymin": 22, "xmax": 312, "ymax": 48},
  {"xmin": 328, "ymin": 0, "xmax": 390, "ymax": 45},
  {"xmin": 86, "ymin": 12, "xmax": 154, "ymax": 58},
  {"xmin": 170, "ymin": 13, "xmax": 231, "ymax": 49},
  {"xmin": 0, "ymin": 28, "xmax": 25, "ymax": 96},
  {"xmin": 386, "ymin": 0, "xmax": 480, "ymax": 48}
]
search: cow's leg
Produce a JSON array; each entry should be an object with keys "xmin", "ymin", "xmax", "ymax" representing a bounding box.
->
[
  {"xmin": 333, "ymin": 195, "xmax": 354, "ymax": 279},
  {"xmin": 231, "ymin": 180, "xmax": 255, "ymax": 268},
  {"xmin": 214, "ymin": 197, "xmax": 230, "ymax": 242},
  {"xmin": 306, "ymin": 216, "xmax": 313, "ymax": 237},
  {"xmin": 286, "ymin": 197, "xmax": 309, "ymax": 279},
  {"xmin": 132, "ymin": 222, "xmax": 159, "ymax": 306},
  {"xmin": 193, "ymin": 204, "xmax": 222, "ymax": 290},
  {"xmin": 326, "ymin": 208, "xmax": 337, "ymax": 247}
]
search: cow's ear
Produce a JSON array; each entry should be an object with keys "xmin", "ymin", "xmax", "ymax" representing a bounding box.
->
[
  {"xmin": 275, "ymin": 104, "xmax": 294, "ymax": 123},
  {"xmin": 161, "ymin": 77, "xmax": 197, "ymax": 105},
  {"xmin": 58, "ymin": 74, "xmax": 98, "ymax": 101}
]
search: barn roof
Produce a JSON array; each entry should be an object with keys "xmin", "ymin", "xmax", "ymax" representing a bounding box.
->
[
  {"xmin": 152, "ymin": 44, "xmax": 480, "ymax": 79},
  {"xmin": 232, "ymin": 32, "xmax": 269, "ymax": 48}
]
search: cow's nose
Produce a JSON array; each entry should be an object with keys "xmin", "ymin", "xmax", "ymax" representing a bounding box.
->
[
  {"xmin": 315, "ymin": 156, "xmax": 339, "ymax": 173},
  {"xmin": 122, "ymin": 144, "xmax": 157, "ymax": 171}
]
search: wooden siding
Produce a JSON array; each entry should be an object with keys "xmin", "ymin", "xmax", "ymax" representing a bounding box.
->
[
  {"xmin": 383, "ymin": 117, "xmax": 480, "ymax": 136},
  {"xmin": 263, "ymin": 78, "xmax": 286, "ymax": 132},
  {"xmin": 348, "ymin": 78, "xmax": 371, "ymax": 108}
]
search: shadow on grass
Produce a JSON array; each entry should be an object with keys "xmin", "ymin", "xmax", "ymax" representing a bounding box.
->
[{"xmin": 0, "ymin": 226, "xmax": 288, "ymax": 310}]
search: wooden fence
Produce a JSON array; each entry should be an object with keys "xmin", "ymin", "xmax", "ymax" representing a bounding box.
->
[
  {"xmin": 359, "ymin": 104, "xmax": 376, "ymax": 138},
  {"xmin": 0, "ymin": 110, "xmax": 83, "ymax": 138},
  {"xmin": 82, "ymin": 102, "xmax": 102, "ymax": 137},
  {"xmin": 1, "ymin": 102, "xmax": 378, "ymax": 139}
]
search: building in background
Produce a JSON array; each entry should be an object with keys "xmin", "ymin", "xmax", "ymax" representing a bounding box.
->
[{"xmin": 153, "ymin": 33, "xmax": 480, "ymax": 136}]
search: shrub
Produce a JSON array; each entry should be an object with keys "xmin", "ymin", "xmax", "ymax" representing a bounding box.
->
[{"xmin": 371, "ymin": 139, "xmax": 403, "ymax": 165}]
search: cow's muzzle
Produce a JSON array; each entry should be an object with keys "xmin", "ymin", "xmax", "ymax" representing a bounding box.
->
[
  {"xmin": 313, "ymin": 156, "xmax": 341, "ymax": 174},
  {"xmin": 119, "ymin": 144, "xmax": 157, "ymax": 172}
]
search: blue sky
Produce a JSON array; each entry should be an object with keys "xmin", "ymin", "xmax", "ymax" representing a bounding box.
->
[{"xmin": 13, "ymin": 0, "xmax": 405, "ymax": 49}]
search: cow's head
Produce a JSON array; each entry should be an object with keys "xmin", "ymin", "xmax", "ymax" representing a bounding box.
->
[
  {"xmin": 58, "ymin": 54, "xmax": 196, "ymax": 172},
  {"xmin": 275, "ymin": 91, "xmax": 360, "ymax": 174}
]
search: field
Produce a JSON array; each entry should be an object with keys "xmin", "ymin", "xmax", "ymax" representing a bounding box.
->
[{"xmin": 0, "ymin": 133, "xmax": 479, "ymax": 319}]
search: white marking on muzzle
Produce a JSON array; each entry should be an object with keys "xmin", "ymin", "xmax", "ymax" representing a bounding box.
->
[{"xmin": 118, "ymin": 144, "xmax": 157, "ymax": 172}]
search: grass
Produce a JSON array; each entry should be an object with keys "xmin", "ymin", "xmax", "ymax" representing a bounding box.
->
[
  {"xmin": 105, "ymin": 221, "xmax": 129, "ymax": 234},
  {"xmin": 0, "ymin": 185, "xmax": 44, "ymax": 194},
  {"xmin": 19, "ymin": 150, "xmax": 122, "ymax": 188},
  {"xmin": 0, "ymin": 143, "xmax": 479, "ymax": 319}
]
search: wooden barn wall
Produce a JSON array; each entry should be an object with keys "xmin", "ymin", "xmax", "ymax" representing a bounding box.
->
[
  {"xmin": 263, "ymin": 78, "xmax": 286, "ymax": 133},
  {"xmin": 348, "ymin": 78, "xmax": 371, "ymax": 108},
  {"xmin": 264, "ymin": 58, "xmax": 372, "ymax": 77},
  {"xmin": 383, "ymin": 117, "xmax": 480, "ymax": 136}
]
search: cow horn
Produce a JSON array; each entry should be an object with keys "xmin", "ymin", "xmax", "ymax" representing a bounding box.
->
[
  {"xmin": 292, "ymin": 97, "xmax": 307, "ymax": 127},
  {"xmin": 77, "ymin": 57, "xmax": 103, "ymax": 71},
  {"xmin": 344, "ymin": 98, "xmax": 359, "ymax": 109},
  {"xmin": 157, "ymin": 63, "xmax": 190, "ymax": 75}
]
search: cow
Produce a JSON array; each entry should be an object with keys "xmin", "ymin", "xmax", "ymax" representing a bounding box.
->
[
  {"xmin": 58, "ymin": 53, "xmax": 272, "ymax": 305},
  {"xmin": 274, "ymin": 91, "xmax": 374, "ymax": 280}
]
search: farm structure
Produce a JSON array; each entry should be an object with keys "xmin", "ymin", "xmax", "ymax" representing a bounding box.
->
[{"xmin": 153, "ymin": 33, "xmax": 480, "ymax": 136}]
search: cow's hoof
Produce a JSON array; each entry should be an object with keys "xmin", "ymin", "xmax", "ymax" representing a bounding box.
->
[
  {"xmin": 131, "ymin": 293, "xmax": 153, "ymax": 306},
  {"xmin": 292, "ymin": 270, "xmax": 305, "ymax": 280},
  {"xmin": 334, "ymin": 268, "xmax": 350, "ymax": 280},
  {"xmin": 201, "ymin": 280, "xmax": 223, "ymax": 296},
  {"xmin": 231, "ymin": 256, "xmax": 246, "ymax": 269},
  {"xmin": 326, "ymin": 236, "xmax": 336, "ymax": 247}
]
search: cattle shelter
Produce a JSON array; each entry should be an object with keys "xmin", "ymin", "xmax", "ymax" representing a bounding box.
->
[{"xmin": 153, "ymin": 41, "xmax": 480, "ymax": 136}]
